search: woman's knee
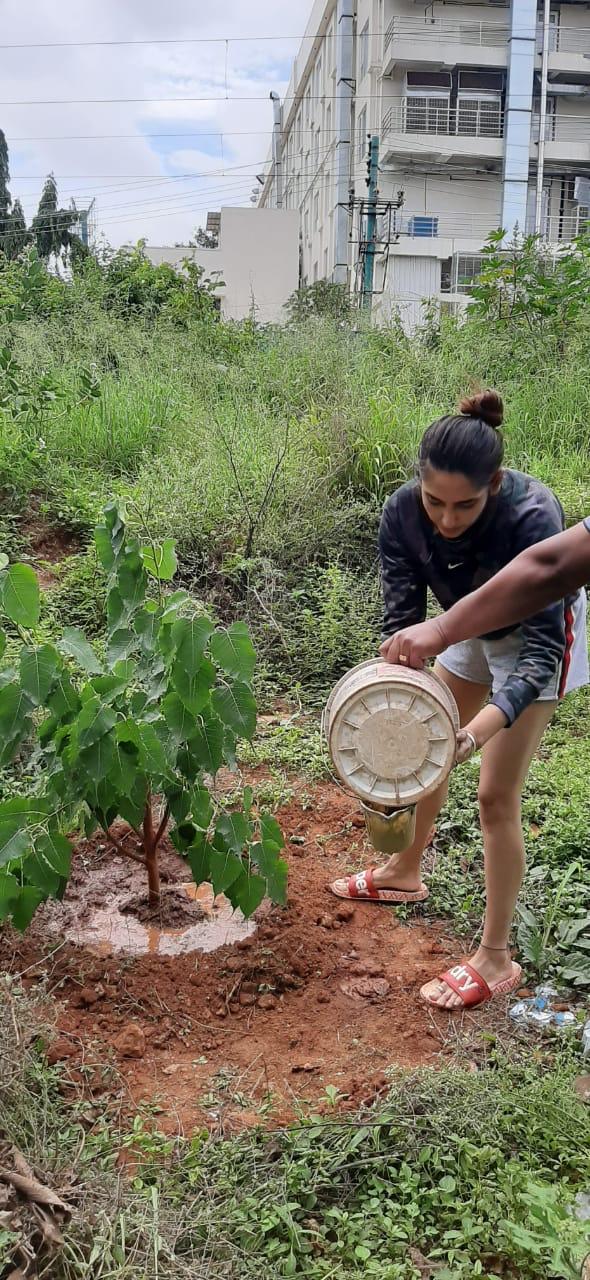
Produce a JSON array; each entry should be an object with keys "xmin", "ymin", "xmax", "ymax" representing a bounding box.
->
[{"xmin": 477, "ymin": 783, "xmax": 521, "ymax": 828}]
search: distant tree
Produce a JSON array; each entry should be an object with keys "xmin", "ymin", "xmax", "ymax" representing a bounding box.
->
[
  {"xmin": 286, "ymin": 279, "xmax": 353, "ymax": 324},
  {"xmin": 0, "ymin": 128, "xmax": 12, "ymax": 251},
  {"xmin": 189, "ymin": 225, "xmax": 219, "ymax": 249},
  {"xmin": 3, "ymin": 198, "xmax": 29, "ymax": 259},
  {"xmin": 31, "ymin": 173, "xmax": 79, "ymax": 260}
]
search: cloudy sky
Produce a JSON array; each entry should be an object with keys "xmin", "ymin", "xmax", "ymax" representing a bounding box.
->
[{"xmin": 2, "ymin": 0, "xmax": 312, "ymax": 247}]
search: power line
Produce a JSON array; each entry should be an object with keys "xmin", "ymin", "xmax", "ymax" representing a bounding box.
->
[
  {"xmin": 0, "ymin": 91, "xmax": 561, "ymax": 106},
  {"xmin": 0, "ymin": 26, "xmax": 545, "ymax": 51}
]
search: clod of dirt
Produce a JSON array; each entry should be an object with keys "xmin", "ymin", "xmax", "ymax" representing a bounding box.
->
[
  {"xmin": 335, "ymin": 904, "xmax": 355, "ymax": 923},
  {"xmin": 340, "ymin": 976, "xmax": 390, "ymax": 1001},
  {"xmin": 350, "ymin": 960, "xmax": 384, "ymax": 978},
  {"xmin": 46, "ymin": 1037, "xmax": 78, "ymax": 1065},
  {"xmin": 121, "ymin": 886, "xmax": 207, "ymax": 927},
  {"xmin": 257, "ymin": 994, "xmax": 277, "ymax": 1010},
  {"xmin": 114, "ymin": 1024, "xmax": 146, "ymax": 1059},
  {"xmin": 291, "ymin": 1061, "xmax": 320, "ymax": 1074},
  {"xmin": 77, "ymin": 987, "xmax": 99, "ymax": 1007},
  {"xmin": 238, "ymin": 992, "xmax": 256, "ymax": 1007},
  {"xmin": 316, "ymin": 914, "xmax": 335, "ymax": 929}
]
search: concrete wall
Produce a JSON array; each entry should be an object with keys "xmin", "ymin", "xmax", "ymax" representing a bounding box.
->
[{"xmin": 146, "ymin": 207, "xmax": 299, "ymax": 324}]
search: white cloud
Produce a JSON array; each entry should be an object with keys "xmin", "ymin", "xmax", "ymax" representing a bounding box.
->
[{"xmin": 1, "ymin": 0, "xmax": 312, "ymax": 246}]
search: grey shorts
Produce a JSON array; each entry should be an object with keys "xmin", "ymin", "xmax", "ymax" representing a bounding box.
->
[{"xmin": 438, "ymin": 590, "xmax": 589, "ymax": 703}]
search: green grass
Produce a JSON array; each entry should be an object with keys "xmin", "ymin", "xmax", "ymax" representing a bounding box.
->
[{"xmin": 1, "ymin": 983, "xmax": 589, "ymax": 1280}]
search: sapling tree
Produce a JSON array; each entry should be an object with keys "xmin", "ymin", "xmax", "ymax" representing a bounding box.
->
[{"xmin": 0, "ymin": 502, "xmax": 286, "ymax": 929}]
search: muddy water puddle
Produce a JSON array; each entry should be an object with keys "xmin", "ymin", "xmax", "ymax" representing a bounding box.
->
[{"xmin": 63, "ymin": 883, "xmax": 256, "ymax": 957}]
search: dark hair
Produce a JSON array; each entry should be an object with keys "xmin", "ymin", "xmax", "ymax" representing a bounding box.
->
[{"xmin": 418, "ymin": 390, "xmax": 504, "ymax": 487}]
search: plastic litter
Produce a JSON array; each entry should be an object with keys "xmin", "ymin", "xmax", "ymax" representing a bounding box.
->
[{"xmin": 508, "ymin": 984, "xmax": 585, "ymax": 1036}]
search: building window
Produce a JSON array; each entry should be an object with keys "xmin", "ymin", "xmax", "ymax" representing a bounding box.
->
[
  {"xmin": 314, "ymin": 191, "xmax": 320, "ymax": 226},
  {"xmin": 313, "ymin": 260, "xmax": 319, "ymax": 281},
  {"xmin": 357, "ymin": 105, "xmax": 367, "ymax": 160},
  {"xmin": 314, "ymin": 127, "xmax": 320, "ymax": 168},
  {"xmin": 324, "ymin": 247, "xmax": 328, "ymax": 276},
  {"xmin": 359, "ymin": 20, "xmax": 370, "ymax": 80},
  {"xmin": 454, "ymin": 254, "xmax": 485, "ymax": 293},
  {"xmin": 304, "ymin": 209, "xmax": 310, "ymax": 243},
  {"xmin": 326, "ymin": 101, "xmax": 332, "ymax": 140},
  {"xmin": 405, "ymin": 71, "xmax": 451, "ymax": 134}
]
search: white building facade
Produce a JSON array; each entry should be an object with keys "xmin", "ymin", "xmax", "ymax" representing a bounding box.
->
[
  {"xmin": 260, "ymin": 0, "xmax": 590, "ymax": 329},
  {"xmin": 146, "ymin": 207, "xmax": 299, "ymax": 325}
]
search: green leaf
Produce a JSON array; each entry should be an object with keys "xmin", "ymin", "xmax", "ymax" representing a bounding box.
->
[
  {"xmin": 209, "ymin": 847, "xmax": 244, "ymax": 896},
  {"xmin": 0, "ymin": 871, "xmax": 20, "ymax": 920},
  {"xmin": 117, "ymin": 558, "xmax": 147, "ymax": 611},
  {"xmin": 1, "ymin": 563, "xmax": 40, "ymax": 627},
  {"xmin": 226, "ymin": 867, "xmax": 266, "ymax": 918},
  {"xmin": 76, "ymin": 697, "xmax": 117, "ymax": 749},
  {"xmin": 80, "ymin": 735, "xmax": 116, "ymax": 783},
  {"xmin": 137, "ymin": 723, "xmax": 169, "ymax": 777},
  {"xmin": 260, "ymin": 813, "xmax": 285, "ymax": 850},
  {"xmin": 0, "ymin": 554, "xmax": 8, "ymax": 572},
  {"xmin": 117, "ymin": 775, "xmax": 148, "ymax": 829},
  {"xmin": 171, "ymin": 656, "xmax": 215, "ymax": 715},
  {"xmin": 89, "ymin": 671, "xmax": 132, "ymax": 704},
  {"xmin": 171, "ymin": 821, "xmax": 198, "ymax": 853},
  {"xmin": 134, "ymin": 608, "xmax": 160, "ymax": 655},
  {"xmin": 19, "ymin": 644, "xmax": 60, "ymax": 706},
  {"xmin": 141, "ymin": 538, "xmax": 178, "ymax": 582},
  {"xmin": 0, "ymin": 683, "xmax": 34, "ymax": 765},
  {"xmin": 187, "ymin": 713, "xmax": 225, "ymax": 775},
  {"xmin": 160, "ymin": 590, "xmax": 190, "ymax": 624},
  {"xmin": 107, "ymin": 588, "xmax": 126, "ymax": 633},
  {"xmin": 172, "ymin": 615, "xmax": 214, "ymax": 673},
  {"xmin": 191, "ymin": 786, "xmax": 213, "ymax": 829},
  {"xmin": 187, "ymin": 834, "xmax": 210, "ymax": 886},
  {"xmin": 24, "ymin": 834, "xmax": 72, "ymax": 896},
  {"xmin": 162, "ymin": 692, "xmax": 195, "ymax": 741},
  {"xmin": 209, "ymin": 622, "xmax": 256, "ymax": 683},
  {"xmin": 0, "ymin": 629, "xmax": 6, "ymax": 660},
  {"xmin": 0, "ymin": 821, "xmax": 31, "ymax": 868},
  {"xmin": 58, "ymin": 627, "xmax": 102, "ymax": 675},
  {"xmin": 214, "ymin": 811, "xmax": 252, "ymax": 855},
  {"xmin": 212, "ymin": 681, "xmax": 257, "ymax": 740},
  {"xmin": 166, "ymin": 784, "xmax": 192, "ymax": 825},
  {"xmin": 47, "ymin": 671, "xmax": 81, "ymax": 721},
  {"xmin": 107, "ymin": 628, "xmax": 138, "ymax": 667},
  {"xmin": 11, "ymin": 886, "xmax": 45, "ymax": 931},
  {"xmin": 250, "ymin": 841, "xmax": 287, "ymax": 905},
  {"xmin": 94, "ymin": 524, "xmax": 116, "ymax": 571}
]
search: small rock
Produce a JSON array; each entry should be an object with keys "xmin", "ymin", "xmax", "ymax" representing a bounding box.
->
[
  {"xmin": 225, "ymin": 956, "xmax": 243, "ymax": 972},
  {"xmin": 350, "ymin": 813, "xmax": 365, "ymax": 829},
  {"xmin": 340, "ymin": 976, "xmax": 390, "ymax": 1000},
  {"xmin": 351, "ymin": 961, "xmax": 383, "ymax": 978},
  {"xmin": 189, "ymin": 972, "xmax": 201, "ymax": 987},
  {"xmin": 236, "ymin": 936, "xmax": 255, "ymax": 951},
  {"xmin": 162, "ymin": 1064, "xmax": 181, "ymax": 1076},
  {"xmin": 517, "ymin": 987, "xmax": 534, "ymax": 999},
  {"xmin": 257, "ymin": 994, "xmax": 277, "ymax": 1010},
  {"xmin": 114, "ymin": 1024, "xmax": 146, "ymax": 1059},
  {"xmin": 46, "ymin": 1037, "xmax": 78, "ymax": 1065},
  {"xmin": 316, "ymin": 914, "xmax": 333, "ymax": 929},
  {"xmin": 215, "ymin": 1006, "xmax": 227, "ymax": 1019},
  {"xmin": 289, "ymin": 835, "xmax": 305, "ymax": 845},
  {"xmin": 335, "ymin": 904, "xmax": 355, "ymax": 923},
  {"xmin": 574, "ymin": 1074, "xmax": 590, "ymax": 1103},
  {"xmin": 291, "ymin": 1061, "xmax": 320, "ymax": 1074},
  {"xmin": 239, "ymin": 992, "xmax": 256, "ymax": 1007},
  {"xmin": 316, "ymin": 991, "xmax": 330, "ymax": 1004},
  {"xmin": 79, "ymin": 986, "xmax": 99, "ymax": 1007}
]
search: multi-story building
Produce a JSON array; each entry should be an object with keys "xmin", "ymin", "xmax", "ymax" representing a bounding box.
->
[{"xmin": 259, "ymin": 0, "xmax": 590, "ymax": 328}]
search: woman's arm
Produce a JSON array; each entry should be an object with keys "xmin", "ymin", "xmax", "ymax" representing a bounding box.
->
[
  {"xmin": 379, "ymin": 498, "xmax": 427, "ymax": 637},
  {"xmin": 382, "ymin": 521, "xmax": 590, "ymax": 668}
]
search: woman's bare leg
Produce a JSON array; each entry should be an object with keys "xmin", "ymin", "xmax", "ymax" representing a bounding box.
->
[{"xmin": 422, "ymin": 698, "xmax": 556, "ymax": 1008}]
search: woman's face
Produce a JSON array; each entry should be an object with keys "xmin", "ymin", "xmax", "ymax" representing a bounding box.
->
[{"xmin": 420, "ymin": 464, "xmax": 500, "ymax": 540}]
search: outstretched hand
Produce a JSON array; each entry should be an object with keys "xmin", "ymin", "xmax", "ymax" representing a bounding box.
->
[{"xmin": 380, "ymin": 618, "xmax": 448, "ymax": 669}]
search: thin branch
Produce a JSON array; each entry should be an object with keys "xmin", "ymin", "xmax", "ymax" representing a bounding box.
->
[
  {"xmin": 102, "ymin": 826, "xmax": 146, "ymax": 867},
  {"xmin": 154, "ymin": 802, "xmax": 170, "ymax": 849}
]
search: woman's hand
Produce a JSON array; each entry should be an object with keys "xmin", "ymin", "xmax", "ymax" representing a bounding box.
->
[
  {"xmin": 380, "ymin": 618, "xmax": 448, "ymax": 668},
  {"xmin": 454, "ymin": 705, "xmax": 509, "ymax": 766},
  {"xmin": 455, "ymin": 729, "xmax": 479, "ymax": 764}
]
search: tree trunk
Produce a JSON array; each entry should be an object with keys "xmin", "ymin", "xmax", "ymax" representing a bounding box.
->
[{"xmin": 143, "ymin": 796, "xmax": 160, "ymax": 910}]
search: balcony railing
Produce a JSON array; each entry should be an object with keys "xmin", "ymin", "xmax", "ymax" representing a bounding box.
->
[
  {"xmin": 532, "ymin": 113, "xmax": 590, "ymax": 144},
  {"xmin": 374, "ymin": 209, "xmax": 588, "ymax": 247},
  {"xmin": 526, "ymin": 211, "xmax": 590, "ymax": 242},
  {"xmin": 542, "ymin": 23, "xmax": 590, "ymax": 55},
  {"xmin": 382, "ymin": 98, "xmax": 504, "ymax": 140},
  {"xmin": 384, "ymin": 14, "xmax": 509, "ymax": 54}
]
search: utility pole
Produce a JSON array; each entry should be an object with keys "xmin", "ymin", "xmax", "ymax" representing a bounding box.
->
[{"xmin": 361, "ymin": 135, "xmax": 379, "ymax": 311}]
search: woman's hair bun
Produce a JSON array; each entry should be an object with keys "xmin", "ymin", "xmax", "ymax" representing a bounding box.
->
[{"xmin": 459, "ymin": 389, "xmax": 503, "ymax": 429}]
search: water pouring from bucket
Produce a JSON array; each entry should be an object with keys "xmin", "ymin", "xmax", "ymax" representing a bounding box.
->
[{"xmin": 322, "ymin": 659, "xmax": 459, "ymax": 856}]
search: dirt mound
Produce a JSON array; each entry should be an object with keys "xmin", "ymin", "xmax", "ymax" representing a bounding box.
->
[
  {"xmin": 20, "ymin": 497, "xmax": 81, "ymax": 589},
  {"xmin": 0, "ymin": 781, "xmax": 482, "ymax": 1133}
]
